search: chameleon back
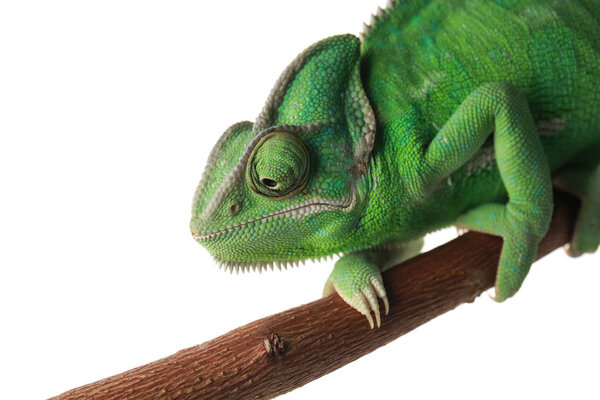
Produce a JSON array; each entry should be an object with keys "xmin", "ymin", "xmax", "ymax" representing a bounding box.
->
[
  {"xmin": 357, "ymin": 0, "xmax": 600, "ymax": 240},
  {"xmin": 362, "ymin": 0, "xmax": 600, "ymax": 167}
]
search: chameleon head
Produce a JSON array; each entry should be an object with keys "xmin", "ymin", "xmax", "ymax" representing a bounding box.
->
[{"xmin": 190, "ymin": 34, "xmax": 377, "ymax": 271}]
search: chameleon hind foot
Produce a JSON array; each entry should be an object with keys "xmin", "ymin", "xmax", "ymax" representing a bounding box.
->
[
  {"xmin": 323, "ymin": 253, "xmax": 388, "ymax": 329},
  {"xmin": 555, "ymin": 165, "xmax": 600, "ymax": 257}
]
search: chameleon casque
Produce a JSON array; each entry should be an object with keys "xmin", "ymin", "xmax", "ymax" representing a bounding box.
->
[{"xmin": 191, "ymin": 0, "xmax": 600, "ymax": 328}]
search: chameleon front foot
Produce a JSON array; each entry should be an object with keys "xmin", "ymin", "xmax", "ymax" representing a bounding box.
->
[
  {"xmin": 323, "ymin": 253, "xmax": 388, "ymax": 329},
  {"xmin": 422, "ymin": 83, "xmax": 553, "ymax": 302}
]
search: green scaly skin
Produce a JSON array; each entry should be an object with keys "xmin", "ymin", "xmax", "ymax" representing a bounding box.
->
[{"xmin": 190, "ymin": 0, "xmax": 600, "ymax": 328}]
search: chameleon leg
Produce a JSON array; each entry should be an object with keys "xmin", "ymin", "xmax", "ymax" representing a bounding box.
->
[
  {"xmin": 323, "ymin": 238, "xmax": 424, "ymax": 328},
  {"xmin": 554, "ymin": 165, "xmax": 600, "ymax": 257},
  {"xmin": 419, "ymin": 83, "xmax": 553, "ymax": 302}
]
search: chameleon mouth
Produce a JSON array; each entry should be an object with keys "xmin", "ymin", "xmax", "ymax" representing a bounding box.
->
[{"xmin": 192, "ymin": 195, "xmax": 355, "ymax": 241}]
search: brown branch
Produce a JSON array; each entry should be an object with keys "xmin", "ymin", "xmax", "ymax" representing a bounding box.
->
[{"xmin": 51, "ymin": 191, "xmax": 579, "ymax": 400}]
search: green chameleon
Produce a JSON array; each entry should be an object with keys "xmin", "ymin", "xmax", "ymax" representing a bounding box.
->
[{"xmin": 190, "ymin": 0, "xmax": 600, "ymax": 328}]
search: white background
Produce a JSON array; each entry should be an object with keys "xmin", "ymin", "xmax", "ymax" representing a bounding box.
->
[{"xmin": 1, "ymin": 1, "xmax": 598, "ymax": 399}]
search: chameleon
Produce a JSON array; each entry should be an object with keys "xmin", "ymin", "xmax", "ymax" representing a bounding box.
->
[{"xmin": 190, "ymin": 0, "xmax": 600, "ymax": 328}]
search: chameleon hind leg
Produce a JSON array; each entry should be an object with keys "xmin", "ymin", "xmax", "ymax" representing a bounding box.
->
[
  {"xmin": 554, "ymin": 163, "xmax": 600, "ymax": 257},
  {"xmin": 323, "ymin": 238, "xmax": 424, "ymax": 328},
  {"xmin": 419, "ymin": 83, "xmax": 553, "ymax": 302}
]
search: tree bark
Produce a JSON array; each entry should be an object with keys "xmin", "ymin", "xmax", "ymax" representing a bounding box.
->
[{"xmin": 51, "ymin": 191, "xmax": 578, "ymax": 400}]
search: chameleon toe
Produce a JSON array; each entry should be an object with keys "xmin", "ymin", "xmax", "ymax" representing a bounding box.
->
[
  {"xmin": 350, "ymin": 293, "xmax": 375, "ymax": 329},
  {"xmin": 361, "ymin": 287, "xmax": 381, "ymax": 328},
  {"xmin": 370, "ymin": 276, "xmax": 388, "ymax": 315}
]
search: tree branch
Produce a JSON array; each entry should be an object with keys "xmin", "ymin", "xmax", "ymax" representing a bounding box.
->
[{"xmin": 51, "ymin": 191, "xmax": 578, "ymax": 400}]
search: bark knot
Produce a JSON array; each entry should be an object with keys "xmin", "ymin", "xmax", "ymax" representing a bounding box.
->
[{"xmin": 264, "ymin": 333, "xmax": 286, "ymax": 356}]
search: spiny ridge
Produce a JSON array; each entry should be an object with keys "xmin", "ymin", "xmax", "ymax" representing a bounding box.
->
[
  {"xmin": 211, "ymin": 254, "xmax": 341, "ymax": 274},
  {"xmin": 360, "ymin": 1, "xmax": 396, "ymax": 40}
]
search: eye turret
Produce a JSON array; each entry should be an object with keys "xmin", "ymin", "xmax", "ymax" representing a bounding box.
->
[{"xmin": 246, "ymin": 132, "xmax": 310, "ymax": 198}]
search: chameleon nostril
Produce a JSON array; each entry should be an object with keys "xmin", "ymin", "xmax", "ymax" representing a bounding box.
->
[{"xmin": 230, "ymin": 202, "xmax": 240, "ymax": 215}]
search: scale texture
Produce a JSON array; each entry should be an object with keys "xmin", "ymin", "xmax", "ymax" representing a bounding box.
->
[{"xmin": 191, "ymin": 0, "xmax": 600, "ymax": 326}]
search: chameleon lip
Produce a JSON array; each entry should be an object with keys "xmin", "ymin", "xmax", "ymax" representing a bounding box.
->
[{"xmin": 193, "ymin": 194, "xmax": 356, "ymax": 241}]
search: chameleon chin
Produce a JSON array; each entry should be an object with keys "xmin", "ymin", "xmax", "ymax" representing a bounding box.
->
[{"xmin": 191, "ymin": 0, "xmax": 600, "ymax": 329}]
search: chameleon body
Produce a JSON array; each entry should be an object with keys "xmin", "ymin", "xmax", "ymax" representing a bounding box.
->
[{"xmin": 191, "ymin": 0, "xmax": 600, "ymax": 327}]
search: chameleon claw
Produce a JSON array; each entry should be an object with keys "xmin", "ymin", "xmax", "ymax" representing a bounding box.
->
[
  {"xmin": 370, "ymin": 276, "xmax": 389, "ymax": 315},
  {"xmin": 455, "ymin": 226, "xmax": 469, "ymax": 236},
  {"xmin": 365, "ymin": 313, "xmax": 375, "ymax": 330},
  {"xmin": 362, "ymin": 288, "xmax": 381, "ymax": 328},
  {"xmin": 353, "ymin": 293, "xmax": 375, "ymax": 329},
  {"xmin": 382, "ymin": 295, "xmax": 389, "ymax": 316},
  {"xmin": 487, "ymin": 286, "xmax": 508, "ymax": 303},
  {"xmin": 564, "ymin": 243, "xmax": 583, "ymax": 258}
]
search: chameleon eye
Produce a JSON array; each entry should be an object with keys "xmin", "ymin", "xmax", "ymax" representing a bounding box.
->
[{"xmin": 246, "ymin": 132, "xmax": 310, "ymax": 198}]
